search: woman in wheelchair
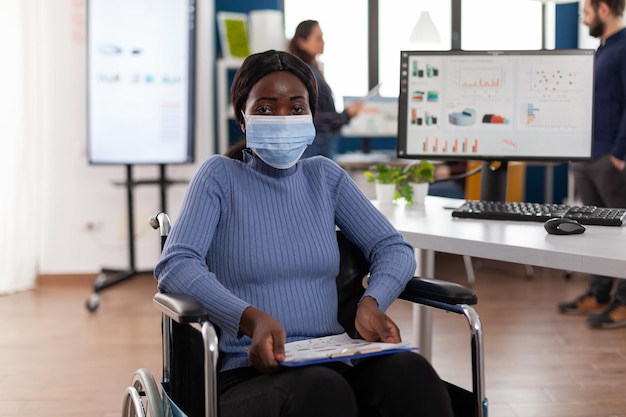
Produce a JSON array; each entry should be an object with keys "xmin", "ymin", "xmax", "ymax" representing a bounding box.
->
[{"xmin": 155, "ymin": 49, "xmax": 453, "ymax": 417}]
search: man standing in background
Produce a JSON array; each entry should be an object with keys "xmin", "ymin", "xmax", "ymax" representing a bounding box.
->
[{"xmin": 558, "ymin": 0, "xmax": 626, "ymax": 328}]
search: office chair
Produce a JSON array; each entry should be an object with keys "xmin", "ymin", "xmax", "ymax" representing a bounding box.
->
[{"xmin": 122, "ymin": 212, "xmax": 487, "ymax": 417}]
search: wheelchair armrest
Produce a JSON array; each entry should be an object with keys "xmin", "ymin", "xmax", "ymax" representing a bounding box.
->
[
  {"xmin": 153, "ymin": 292, "xmax": 210, "ymax": 324},
  {"xmin": 399, "ymin": 277, "xmax": 477, "ymax": 306}
]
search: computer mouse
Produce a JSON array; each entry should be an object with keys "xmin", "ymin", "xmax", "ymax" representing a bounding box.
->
[{"xmin": 544, "ymin": 218, "xmax": 586, "ymax": 235}]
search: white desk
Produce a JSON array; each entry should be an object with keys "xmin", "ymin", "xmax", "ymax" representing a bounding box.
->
[{"xmin": 373, "ymin": 196, "xmax": 626, "ymax": 359}]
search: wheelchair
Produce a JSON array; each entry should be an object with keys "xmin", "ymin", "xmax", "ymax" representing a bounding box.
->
[{"xmin": 121, "ymin": 212, "xmax": 487, "ymax": 417}]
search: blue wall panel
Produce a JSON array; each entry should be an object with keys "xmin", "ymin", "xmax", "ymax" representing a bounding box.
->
[{"xmin": 555, "ymin": 2, "xmax": 579, "ymax": 49}]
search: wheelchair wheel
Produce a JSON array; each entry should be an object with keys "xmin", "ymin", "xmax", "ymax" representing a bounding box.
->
[{"xmin": 121, "ymin": 368, "xmax": 172, "ymax": 417}]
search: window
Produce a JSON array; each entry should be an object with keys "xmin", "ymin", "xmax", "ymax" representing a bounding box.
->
[
  {"xmin": 461, "ymin": 0, "xmax": 542, "ymax": 50},
  {"xmin": 286, "ymin": 0, "xmax": 544, "ymax": 103},
  {"xmin": 378, "ymin": 1, "xmax": 451, "ymax": 97},
  {"xmin": 284, "ymin": 0, "xmax": 368, "ymax": 110}
]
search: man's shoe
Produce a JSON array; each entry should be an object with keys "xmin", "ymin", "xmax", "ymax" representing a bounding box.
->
[
  {"xmin": 587, "ymin": 300, "xmax": 626, "ymax": 329},
  {"xmin": 557, "ymin": 293, "xmax": 610, "ymax": 314}
]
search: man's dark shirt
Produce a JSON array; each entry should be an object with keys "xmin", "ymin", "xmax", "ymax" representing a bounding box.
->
[{"xmin": 593, "ymin": 28, "xmax": 626, "ymax": 160}]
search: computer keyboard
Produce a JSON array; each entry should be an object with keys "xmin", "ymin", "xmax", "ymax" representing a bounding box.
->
[{"xmin": 451, "ymin": 200, "xmax": 626, "ymax": 226}]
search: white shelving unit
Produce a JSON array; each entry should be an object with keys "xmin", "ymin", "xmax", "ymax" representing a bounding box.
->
[{"xmin": 217, "ymin": 57, "xmax": 244, "ymax": 154}]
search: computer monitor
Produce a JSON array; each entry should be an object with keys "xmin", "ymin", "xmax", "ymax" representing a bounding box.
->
[{"xmin": 397, "ymin": 49, "xmax": 595, "ymax": 201}]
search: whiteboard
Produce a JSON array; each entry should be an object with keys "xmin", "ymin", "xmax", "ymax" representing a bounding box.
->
[
  {"xmin": 341, "ymin": 96, "xmax": 398, "ymax": 137},
  {"xmin": 87, "ymin": 0, "xmax": 196, "ymax": 164}
]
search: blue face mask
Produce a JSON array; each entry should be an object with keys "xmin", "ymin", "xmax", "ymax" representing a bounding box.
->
[{"xmin": 244, "ymin": 114, "xmax": 316, "ymax": 169}]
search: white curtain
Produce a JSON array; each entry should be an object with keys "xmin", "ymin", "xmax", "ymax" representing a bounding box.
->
[{"xmin": 0, "ymin": 0, "xmax": 41, "ymax": 294}]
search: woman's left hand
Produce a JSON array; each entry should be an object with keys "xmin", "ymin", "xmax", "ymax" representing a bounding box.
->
[
  {"xmin": 354, "ymin": 296, "xmax": 401, "ymax": 343},
  {"xmin": 346, "ymin": 101, "xmax": 365, "ymax": 118}
]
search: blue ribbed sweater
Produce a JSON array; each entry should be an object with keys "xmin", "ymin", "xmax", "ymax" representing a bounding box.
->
[{"xmin": 155, "ymin": 150, "xmax": 417, "ymax": 371}]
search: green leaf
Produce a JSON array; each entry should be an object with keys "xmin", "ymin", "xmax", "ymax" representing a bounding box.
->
[
  {"xmin": 402, "ymin": 160, "xmax": 435, "ymax": 184},
  {"xmin": 363, "ymin": 164, "xmax": 404, "ymax": 185}
]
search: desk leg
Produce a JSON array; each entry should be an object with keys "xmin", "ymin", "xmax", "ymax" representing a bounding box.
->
[{"xmin": 413, "ymin": 248, "xmax": 435, "ymax": 362}]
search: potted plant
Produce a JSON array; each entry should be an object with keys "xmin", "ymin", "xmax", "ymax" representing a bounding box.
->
[
  {"xmin": 400, "ymin": 160, "xmax": 435, "ymax": 204},
  {"xmin": 364, "ymin": 164, "xmax": 407, "ymax": 203}
]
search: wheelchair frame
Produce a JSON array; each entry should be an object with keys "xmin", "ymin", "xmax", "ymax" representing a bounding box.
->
[{"xmin": 122, "ymin": 213, "xmax": 488, "ymax": 417}]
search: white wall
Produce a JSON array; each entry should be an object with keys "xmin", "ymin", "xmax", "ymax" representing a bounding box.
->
[{"xmin": 37, "ymin": 0, "xmax": 214, "ymax": 274}]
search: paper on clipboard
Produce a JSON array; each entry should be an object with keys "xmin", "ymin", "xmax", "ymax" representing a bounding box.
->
[
  {"xmin": 363, "ymin": 83, "xmax": 382, "ymax": 101},
  {"xmin": 279, "ymin": 332, "xmax": 417, "ymax": 367}
]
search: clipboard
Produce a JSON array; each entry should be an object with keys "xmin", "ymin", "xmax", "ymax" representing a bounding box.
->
[
  {"xmin": 363, "ymin": 83, "xmax": 382, "ymax": 101},
  {"xmin": 278, "ymin": 333, "xmax": 417, "ymax": 367}
]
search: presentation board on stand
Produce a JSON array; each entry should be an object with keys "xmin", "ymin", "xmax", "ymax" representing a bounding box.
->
[{"xmin": 87, "ymin": 0, "xmax": 196, "ymax": 164}]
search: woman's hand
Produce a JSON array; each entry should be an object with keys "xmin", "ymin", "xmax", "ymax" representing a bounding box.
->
[
  {"xmin": 240, "ymin": 306, "xmax": 286, "ymax": 374},
  {"xmin": 355, "ymin": 296, "xmax": 401, "ymax": 343},
  {"xmin": 346, "ymin": 101, "xmax": 365, "ymax": 118}
]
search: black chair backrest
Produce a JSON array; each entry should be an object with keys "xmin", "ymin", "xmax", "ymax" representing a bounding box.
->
[{"xmin": 335, "ymin": 231, "xmax": 371, "ymax": 339}]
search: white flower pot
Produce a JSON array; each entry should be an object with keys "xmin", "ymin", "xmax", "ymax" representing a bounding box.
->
[
  {"xmin": 409, "ymin": 182, "xmax": 429, "ymax": 205},
  {"xmin": 375, "ymin": 183, "xmax": 397, "ymax": 203}
]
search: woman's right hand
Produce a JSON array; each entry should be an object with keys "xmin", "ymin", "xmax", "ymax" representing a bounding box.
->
[{"xmin": 239, "ymin": 306, "xmax": 286, "ymax": 374}]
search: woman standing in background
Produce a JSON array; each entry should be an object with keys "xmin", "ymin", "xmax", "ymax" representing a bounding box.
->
[{"xmin": 289, "ymin": 20, "xmax": 364, "ymax": 159}]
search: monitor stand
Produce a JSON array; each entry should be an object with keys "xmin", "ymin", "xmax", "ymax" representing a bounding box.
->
[{"xmin": 479, "ymin": 160, "xmax": 508, "ymax": 202}]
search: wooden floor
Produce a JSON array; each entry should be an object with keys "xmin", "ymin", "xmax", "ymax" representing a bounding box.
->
[{"xmin": 1, "ymin": 254, "xmax": 626, "ymax": 417}]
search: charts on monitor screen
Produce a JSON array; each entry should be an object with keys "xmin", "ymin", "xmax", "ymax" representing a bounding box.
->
[{"xmin": 397, "ymin": 49, "xmax": 595, "ymax": 162}]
